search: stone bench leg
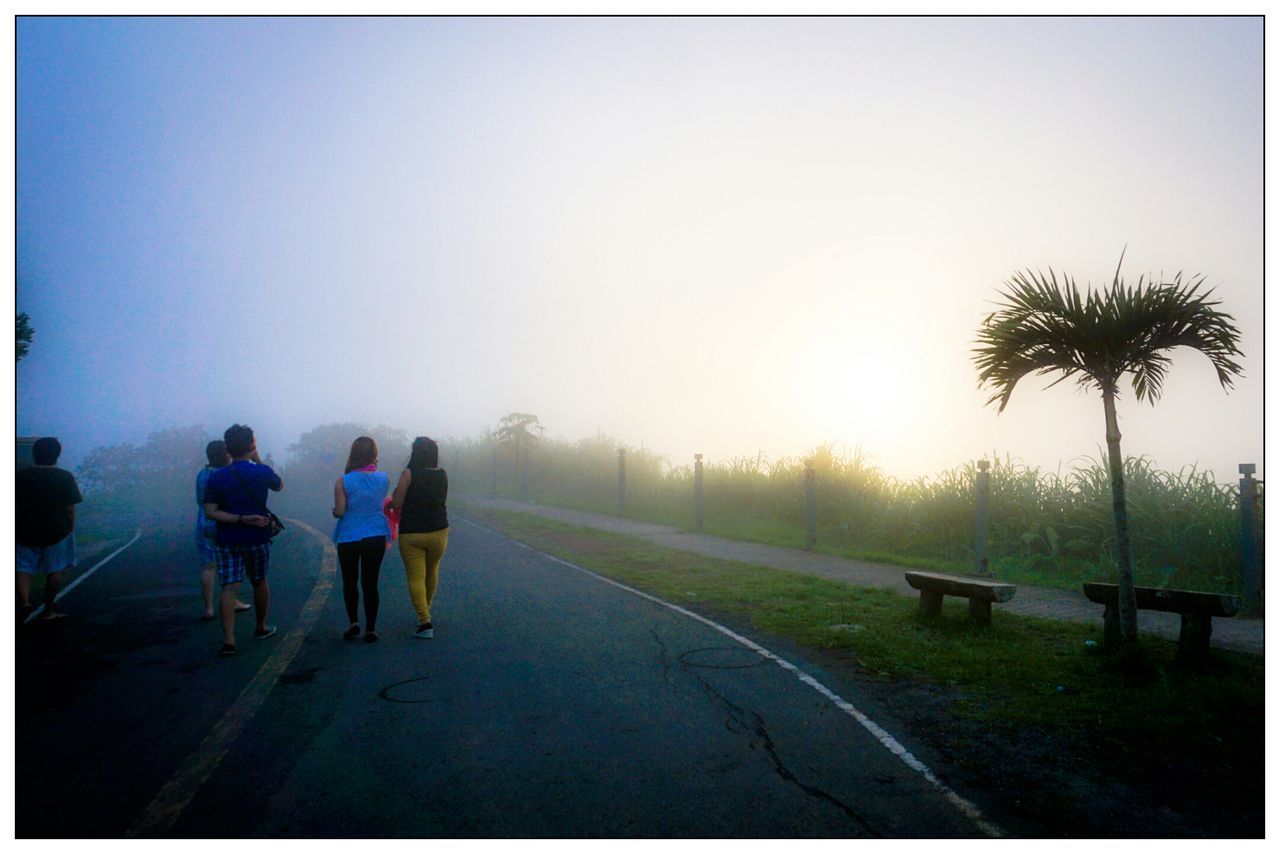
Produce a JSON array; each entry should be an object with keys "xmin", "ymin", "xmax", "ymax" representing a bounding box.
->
[
  {"xmin": 968, "ymin": 597, "xmax": 992, "ymax": 626},
  {"xmin": 1177, "ymin": 614, "xmax": 1212, "ymax": 665},
  {"xmin": 919, "ymin": 589, "xmax": 943, "ymax": 617},
  {"xmin": 1102, "ymin": 602, "xmax": 1120, "ymax": 652}
]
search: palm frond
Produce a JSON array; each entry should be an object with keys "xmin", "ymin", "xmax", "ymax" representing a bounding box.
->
[{"xmin": 973, "ymin": 257, "xmax": 1245, "ymax": 411}]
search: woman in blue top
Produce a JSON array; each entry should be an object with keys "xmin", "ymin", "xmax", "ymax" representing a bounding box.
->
[{"xmin": 332, "ymin": 436, "xmax": 392, "ymax": 643}]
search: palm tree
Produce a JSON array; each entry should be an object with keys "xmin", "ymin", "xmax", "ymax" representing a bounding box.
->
[
  {"xmin": 16, "ymin": 312, "xmax": 33, "ymax": 362},
  {"xmin": 972, "ymin": 255, "xmax": 1244, "ymax": 653}
]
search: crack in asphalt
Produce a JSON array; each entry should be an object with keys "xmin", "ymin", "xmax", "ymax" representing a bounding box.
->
[
  {"xmin": 650, "ymin": 625, "xmax": 673, "ymax": 686},
  {"xmin": 695, "ymin": 673, "xmax": 881, "ymax": 837}
]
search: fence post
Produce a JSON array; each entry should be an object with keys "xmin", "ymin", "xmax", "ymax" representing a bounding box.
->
[
  {"xmin": 617, "ymin": 448, "xmax": 626, "ymax": 514},
  {"xmin": 489, "ymin": 446, "xmax": 497, "ymax": 496},
  {"xmin": 804, "ymin": 460, "xmax": 816, "ymax": 550},
  {"xmin": 694, "ymin": 453, "xmax": 704, "ymax": 531},
  {"xmin": 519, "ymin": 445, "xmax": 528, "ymax": 497},
  {"xmin": 974, "ymin": 459, "xmax": 991, "ymax": 577},
  {"xmin": 1239, "ymin": 463, "xmax": 1262, "ymax": 613}
]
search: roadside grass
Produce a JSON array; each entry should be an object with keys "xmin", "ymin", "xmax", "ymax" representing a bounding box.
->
[
  {"xmin": 450, "ymin": 440, "xmax": 1254, "ymax": 597},
  {"xmin": 482, "ymin": 491, "xmax": 1231, "ymax": 596},
  {"xmin": 463, "ymin": 505, "xmax": 1264, "ymax": 779}
]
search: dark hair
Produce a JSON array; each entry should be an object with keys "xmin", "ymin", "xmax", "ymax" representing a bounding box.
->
[
  {"xmin": 224, "ymin": 424, "xmax": 254, "ymax": 458},
  {"xmin": 205, "ymin": 439, "xmax": 229, "ymax": 468},
  {"xmin": 32, "ymin": 437, "xmax": 61, "ymax": 466},
  {"xmin": 407, "ymin": 436, "xmax": 439, "ymax": 470},
  {"xmin": 344, "ymin": 436, "xmax": 378, "ymax": 473}
]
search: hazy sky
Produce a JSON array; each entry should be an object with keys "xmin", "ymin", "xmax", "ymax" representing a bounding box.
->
[{"xmin": 15, "ymin": 16, "xmax": 1264, "ymax": 481}]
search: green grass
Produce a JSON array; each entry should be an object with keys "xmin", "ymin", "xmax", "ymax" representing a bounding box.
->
[
  {"xmin": 446, "ymin": 437, "xmax": 1258, "ymax": 597},
  {"xmin": 464, "ymin": 505, "xmax": 1263, "ymax": 772}
]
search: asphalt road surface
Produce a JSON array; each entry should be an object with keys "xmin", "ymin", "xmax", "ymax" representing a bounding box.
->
[{"xmin": 16, "ymin": 513, "xmax": 1002, "ymax": 838}]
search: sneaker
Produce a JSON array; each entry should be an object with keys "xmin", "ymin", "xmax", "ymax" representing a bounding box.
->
[
  {"xmin": 414, "ymin": 623, "xmax": 434, "ymax": 639},
  {"xmin": 343, "ymin": 624, "xmax": 361, "ymax": 640},
  {"xmin": 218, "ymin": 643, "xmax": 237, "ymax": 657},
  {"xmin": 363, "ymin": 631, "xmax": 378, "ymax": 644},
  {"xmin": 253, "ymin": 625, "xmax": 278, "ymax": 640}
]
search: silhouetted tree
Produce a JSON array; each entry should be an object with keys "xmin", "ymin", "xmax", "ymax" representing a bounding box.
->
[{"xmin": 973, "ymin": 256, "xmax": 1244, "ymax": 654}]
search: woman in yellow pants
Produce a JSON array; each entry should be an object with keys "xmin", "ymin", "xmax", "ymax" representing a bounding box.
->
[{"xmin": 391, "ymin": 436, "xmax": 449, "ymax": 639}]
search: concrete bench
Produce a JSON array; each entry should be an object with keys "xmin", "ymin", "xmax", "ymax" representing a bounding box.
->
[
  {"xmin": 1082, "ymin": 582, "xmax": 1240, "ymax": 664},
  {"xmin": 904, "ymin": 571, "xmax": 1017, "ymax": 626}
]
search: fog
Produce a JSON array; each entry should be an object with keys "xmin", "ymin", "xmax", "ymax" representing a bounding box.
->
[{"xmin": 15, "ymin": 17, "xmax": 1264, "ymax": 482}]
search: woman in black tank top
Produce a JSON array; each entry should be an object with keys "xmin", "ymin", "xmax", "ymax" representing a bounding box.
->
[{"xmin": 391, "ymin": 437, "xmax": 449, "ymax": 638}]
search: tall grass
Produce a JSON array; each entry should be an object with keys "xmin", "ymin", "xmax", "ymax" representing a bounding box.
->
[{"xmin": 442, "ymin": 434, "xmax": 1259, "ymax": 595}]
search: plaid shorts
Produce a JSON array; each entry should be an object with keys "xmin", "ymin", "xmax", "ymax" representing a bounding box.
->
[{"xmin": 215, "ymin": 542, "xmax": 271, "ymax": 586}]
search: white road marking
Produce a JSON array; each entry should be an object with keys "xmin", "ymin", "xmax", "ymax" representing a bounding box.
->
[
  {"xmin": 125, "ymin": 519, "xmax": 337, "ymax": 837},
  {"xmin": 24, "ymin": 528, "xmax": 143, "ymax": 624},
  {"xmin": 460, "ymin": 516, "xmax": 1006, "ymax": 838}
]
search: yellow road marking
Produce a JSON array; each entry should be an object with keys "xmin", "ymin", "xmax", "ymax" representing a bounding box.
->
[{"xmin": 125, "ymin": 519, "xmax": 335, "ymax": 837}]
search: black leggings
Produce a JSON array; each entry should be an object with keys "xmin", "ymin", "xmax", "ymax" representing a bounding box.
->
[{"xmin": 336, "ymin": 536, "xmax": 386, "ymax": 630}]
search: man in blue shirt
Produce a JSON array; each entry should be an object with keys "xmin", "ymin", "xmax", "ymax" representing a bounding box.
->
[{"xmin": 202, "ymin": 424, "xmax": 284, "ymax": 657}]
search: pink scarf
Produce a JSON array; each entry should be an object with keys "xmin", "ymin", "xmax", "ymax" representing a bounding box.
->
[{"xmin": 382, "ymin": 497, "xmax": 401, "ymax": 549}]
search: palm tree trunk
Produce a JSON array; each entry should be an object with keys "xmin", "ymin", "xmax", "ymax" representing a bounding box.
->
[{"xmin": 1102, "ymin": 387, "xmax": 1139, "ymax": 650}]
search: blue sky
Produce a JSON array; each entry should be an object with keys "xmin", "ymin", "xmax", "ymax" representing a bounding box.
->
[{"xmin": 15, "ymin": 16, "xmax": 1264, "ymax": 481}]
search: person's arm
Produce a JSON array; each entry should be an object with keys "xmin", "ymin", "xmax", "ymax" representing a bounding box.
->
[
  {"xmin": 391, "ymin": 469, "xmax": 411, "ymax": 512},
  {"xmin": 66, "ymin": 505, "xmax": 76, "ymax": 532},
  {"xmin": 204, "ymin": 502, "xmax": 269, "ymax": 528},
  {"xmin": 249, "ymin": 448, "xmax": 284, "ymax": 491},
  {"xmin": 333, "ymin": 477, "xmax": 347, "ymax": 518}
]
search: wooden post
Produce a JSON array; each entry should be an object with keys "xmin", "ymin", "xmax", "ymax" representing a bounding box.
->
[
  {"xmin": 694, "ymin": 453, "xmax": 704, "ymax": 531},
  {"xmin": 1239, "ymin": 463, "xmax": 1262, "ymax": 613},
  {"xmin": 804, "ymin": 460, "xmax": 816, "ymax": 550},
  {"xmin": 974, "ymin": 459, "xmax": 991, "ymax": 577},
  {"xmin": 617, "ymin": 448, "xmax": 626, "ymax": 514}
]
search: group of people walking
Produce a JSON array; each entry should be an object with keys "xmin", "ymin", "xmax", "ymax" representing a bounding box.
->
[{"xmin": 196, "ymin": 424, "xmax": 449, "ymax": 657}]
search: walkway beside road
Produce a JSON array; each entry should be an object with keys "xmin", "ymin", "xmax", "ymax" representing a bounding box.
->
[{"xmin": 465, "ymin": 497, "xmax": 1264, "ymax": 656}]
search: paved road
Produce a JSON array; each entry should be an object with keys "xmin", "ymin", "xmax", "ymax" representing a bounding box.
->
[
  {"xmin": 465, "ymin": 498, "xmax": 1264, "ymax": 655},
  {"xmin": 15, "ymin": 513, "xmax": 1013, "ymax": 838}
]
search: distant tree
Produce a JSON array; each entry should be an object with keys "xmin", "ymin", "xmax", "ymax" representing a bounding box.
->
[
  {"xmin": 973, "ymin": 256, "xmax": 1243, "ymax": 655},
  {"xmin": 496, "ymin": 413, "xmax": 544, "ymax": 495},
  {"xmin": 278, "ymin": 422, "xmax": 410, "ymax": 518},
  {"xmin": 16, "ymin": 312, "xmax": 33, "ymax": 362},
  {"xmin": 496, "ymin": 412, "xmax": 544, "ymax": 450},
  {"xmin": 77, "ymin": 425, "xmax": 208, "ymax": 517}
]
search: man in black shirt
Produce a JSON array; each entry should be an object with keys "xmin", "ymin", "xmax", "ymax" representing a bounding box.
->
[{"xmin": 16, "ymin": 437, "xmax": 83, "ymax": 620}]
